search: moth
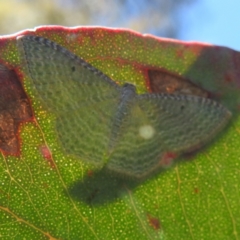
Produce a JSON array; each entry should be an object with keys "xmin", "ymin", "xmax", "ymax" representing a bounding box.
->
[{"xmin": 17, "ymin": 35, "xmax": 231, "ymax": 179}]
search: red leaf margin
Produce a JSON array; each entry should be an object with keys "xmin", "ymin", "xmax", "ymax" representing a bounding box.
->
[{"xmin": 0, "ymin": 25, "xmax": 239, "ymax": 113}]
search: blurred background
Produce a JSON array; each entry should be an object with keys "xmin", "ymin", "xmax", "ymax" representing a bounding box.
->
[{"xmin": 0, "ymin": 0, "xmax": 239, "ymax": 51}]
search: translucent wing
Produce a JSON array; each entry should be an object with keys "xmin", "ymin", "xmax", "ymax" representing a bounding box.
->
[
  {"xmin": 106, "ymin": 94, "xmax": 231, "ymax": 178},
  {"xmin": 17, "ymin": 35, "xmax": 121, "ymax": 165},
  {"xmin": 17, "ymin": 35, "xmax": 231, "ymax": 178}
]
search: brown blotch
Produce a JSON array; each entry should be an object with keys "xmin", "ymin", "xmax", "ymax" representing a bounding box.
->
[
  {"xmin": 148, "ymin": 69, "xmax": 209, "ymax": 98},
  {"xmin": 0, "ymin": 63, "xmax": 33, "ymax": 155},
  {"xmin": 224, "ymin": 73, "xmax": 233, "ymax": 83},
  {"xmin": 40, "ymin": 145, "xmax": 52, "ymax": 160},
  {"xmin": 41, "ymin": 183, "xmax": 49, "ymax": 189},
  {"xmin": 147, "ymin": 213, "xmax": 161, "ymax": 231},
  {"xmin": 87, "ymin": 169, "xmax": 94, "ymax": 177},
  {"xmin": 159, "ymin": 152, "xmax": 177, "ymax": 168},
  {"xmin": 194, "ymin": 187, "xmax": 199, "ymax": 194},
  {"xmin": 175, "ymin": 48, "xmax": 184, "ymax": 59},
  {"xmin": 39, "ymin": 145, "xmax": 55, "ymax": 168}
]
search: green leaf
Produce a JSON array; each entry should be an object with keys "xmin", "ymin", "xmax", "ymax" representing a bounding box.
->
[{"xmin": 0, "ymin": 26, "xmax": 239, "ymax": 239}]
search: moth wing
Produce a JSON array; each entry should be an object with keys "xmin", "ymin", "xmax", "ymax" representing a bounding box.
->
[
  {"xmin": 17, "ymin": 35, "xmax": 121, "ymax": 165},
  {"xmin": 107, "ymin": 94, "xmax": 231, "ymax": 178}
]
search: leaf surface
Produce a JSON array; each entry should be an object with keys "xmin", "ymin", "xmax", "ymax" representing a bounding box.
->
[{"xmin": 0, "ymin": 26, "xmax": 240, "ymax": 240}]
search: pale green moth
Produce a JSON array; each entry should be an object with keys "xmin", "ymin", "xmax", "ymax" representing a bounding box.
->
[{"xmin": 17, "ymin": 35, "xmax": 231, "ymax": 179}]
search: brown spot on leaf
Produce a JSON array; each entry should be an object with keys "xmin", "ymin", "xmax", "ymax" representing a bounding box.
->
[
  {"xmin": 175, "ymin": 48, "xmax": 184, "ymax": 59},
  {"xmin": 87, "ymin": 170, "xmax": 94, "ymax": 177},
  {"xmin": 40, "ymin": 145, "xmax": 52, "ymax": 160},
  {"xmin": 194, "ymin": 187, "xmax": 199, "ymax": 194},
  {"xmin": 159, "ymin": 152, "xmax": 177, "ymax": 168},
  {"xmin": 224, "ymin": 73, "xmax": 234, "ymax": 83},
  {"xmin": 0, "ymin": 63, "xmax": 33, "ymax": 155},
  {"xmin": 148, "ymin": 69, "xmax": 209, "ymax": 98},
  {"xmin": 147, "ymin": 213, "xmax": 161, "ymax": 230},
  {"xmin": 41, "ymin": 182, "xmax": 49, "ymax": 189},
  {"xmin": 39, "ymin": 145, "xmax": 55, "ymax": 168}
]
